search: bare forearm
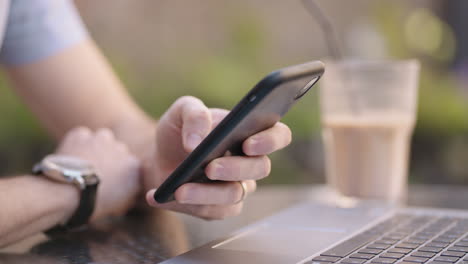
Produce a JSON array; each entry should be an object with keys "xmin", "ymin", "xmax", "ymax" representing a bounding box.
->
[
  {"xmin": 0, "ymin": 176, "xmax": 78, "ymax": 247},
  {"xmin": 5, "ymin": 39, "xmax": 156, "ymax": 159}
]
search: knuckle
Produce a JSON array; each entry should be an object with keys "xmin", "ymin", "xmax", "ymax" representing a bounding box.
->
[
  {"xmin": 187, "ymin": 109, "xmax": 210, "ymax": 123},
  {"xmin": 230, "ymin": 182, "xmax": 243, "ymax": 204},
  {"xmin": 174, "ymin": 185, "xmax": 192, "ymax": 202},
  {"xmin": 66, "ymin": 127, "xmax": 92, "ymax": 140},
  {"xmin": 176, "ymin": 95, "xmax": 202, "ymax": 107},
  {"xmin": 95, "ymin": 128, "xmax": 114, "ymax": 140},
  {"xmin": 200, "ymin": 206, "xmax": 228, "ymax": 220},
  {"xmin": 69, "ymin": 126, "xmax": 91, "ymax": 136},
  {"xmin": 197, "ymin": 206, "xmax": 218, "ymax": 220},
  {"xmin": 204, "ymin": 162, "xmax": 218, "ymax": 180},
  {"xmin": 197, "ymin": 204, "xmax": 243, "ymax": 220}
]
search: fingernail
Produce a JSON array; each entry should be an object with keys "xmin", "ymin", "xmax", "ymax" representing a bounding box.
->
[
  {"xmin": 186, "ymin": 133, "xmax": 202, "ymax": 150},
  {"xmin": 211, "ymin": 162, "xmax": 224, "ymax": 180},
  {"xmin": 248, "ymin": 138, "xmax": 260, "ymax": 155},
  {"xmin": 146, "ymin": 189, "xmax": 158, "ymax": 206}
]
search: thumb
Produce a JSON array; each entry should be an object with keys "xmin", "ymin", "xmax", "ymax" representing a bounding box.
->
[
  {"xmin": 146, "ymin": 189, "xmax": 160, "ymax": 207},
  {"xmin": 178, "ymin": 96, "xmax": 212, "ymax": 152}
]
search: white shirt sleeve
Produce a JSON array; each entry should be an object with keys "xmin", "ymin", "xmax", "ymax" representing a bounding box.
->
[{"xmin": 0, "ymin": 0, "xmax": 88, "ymax": 65}]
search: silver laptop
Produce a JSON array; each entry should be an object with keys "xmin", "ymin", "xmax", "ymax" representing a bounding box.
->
[{"xmin": 161, "ymin": 201, "xmax": 468, "ymax": 264}]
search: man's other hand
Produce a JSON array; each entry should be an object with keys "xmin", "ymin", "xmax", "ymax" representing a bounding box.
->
[{"xmin": 57, "ymin": 127, "xmax": 141, "ymax": 221}]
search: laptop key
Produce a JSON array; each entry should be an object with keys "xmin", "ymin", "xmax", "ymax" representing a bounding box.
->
[
  {"xmin": 440, "ymin": 251, "xmax": 465, "ymax": 257},
  {"xmin": 321, "ymin": 234, "xmax": 377, "ymax": 258},
  {"xmin": 396, "ymin": 243, "xmax": 419, "ymax": 249},
  {"xmin": 443, "ymin": 234, "xmax": 462, "ymax": 239},
  {"xmin": 406, "ymin": 239, "xmax": 427, "ymax": 244},
  {"xmin": 433, "ymin": 237, "xmax": 455, "ymax": 243},
  {"xmin": 388, "ymin": 248, "xmax": 412, "ymax": 254},
  {"xmin": 341, "ymin": 258, "xmax": 367, "ymax": 264},
  {"xmin": 313, "ymin": 256, "xmax": 342, "ymax": 262},
  {"xmin": 414, "ymin": 235, "xmax": 433, "ymax": 240},
  {"xmin": 433, "ymin": 256, "xmax": 460, "ymax": 263},
  {"xmin": 427, "ymin": 262, "xmax": 454, "ymax": 264},
  {"xmin": 359, "ymin": 248, "xmax": 383, "ymax": 255},
  {"xmin": 381, "ymin": 253, "xmax": 405, "ymax": 259},
  {"xmin": 427, "ymin": 242, "xmax": 450, "ymax": 248},
  {"xmin": 456, "ymin": 242, "xmax": 468, "ymax": 247},
  {"xmin": 411, "ymin": 251, "xmax": 436, "ymax": 258},
  {"xmin": 419, "ymin": 247, "xmax": 443, "ymax": 253},
  {"xmin": 349, "ymin": 253, "xmax": 374, "ymax": 260},
  {"xmin": 402, "ymin": 256, "xmax": 430, "ymax": 263},
  {"xmin": 447, "ymin": 247, "xmax": 468, "ymax": 253},
  {"xmin": 368, "ymin": 244, "xmax": 391, "ymax": 250},
  {"xmin": 371, "ymin": 257, "xmax": 397, "ymax": 264}
]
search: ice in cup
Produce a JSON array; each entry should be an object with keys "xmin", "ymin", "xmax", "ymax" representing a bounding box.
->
[{"xmin": 320, "ymin": 60, "xmax": 420, "ymax": 204}]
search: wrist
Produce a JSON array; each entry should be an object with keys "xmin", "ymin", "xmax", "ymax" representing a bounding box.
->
[
  {"xmin": 54, "ymin": 181, "xmax": 81, "ymax": 225},
  {"xmin": 33, "ymin": 154, "xmax": 100, "ymax": 232},
  {"xmin": 27, "ymin": 176, "xmax": 80, "ymax": 228}
]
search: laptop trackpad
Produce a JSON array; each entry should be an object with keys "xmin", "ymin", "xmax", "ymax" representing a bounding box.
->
[
  {"xmin": 211, "ymin": 202, "xmax": 389, "ymax": 260},
  {"xmin": 213, "ymin": 224, "xmax": 346, "ymax": 259}
]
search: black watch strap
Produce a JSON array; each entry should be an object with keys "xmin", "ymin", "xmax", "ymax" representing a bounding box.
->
[{"xmin": 45, "ymin": 181, "xmax": 98, "ymax": 236}]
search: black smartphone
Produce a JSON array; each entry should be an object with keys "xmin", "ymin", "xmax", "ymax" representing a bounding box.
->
[{"xmin": 154, "ymin": 61, "xmax": 325, "ymax": 203}]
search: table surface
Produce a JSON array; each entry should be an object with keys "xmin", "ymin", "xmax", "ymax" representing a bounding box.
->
[{"xmin": 1, "ymin": 184, "xmax": 467, "ymax": 263}]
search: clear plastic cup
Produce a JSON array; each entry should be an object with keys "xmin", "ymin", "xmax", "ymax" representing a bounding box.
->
[{"xmin": 320, "ymin": 59, "xmax": 420, "ymax": 205}]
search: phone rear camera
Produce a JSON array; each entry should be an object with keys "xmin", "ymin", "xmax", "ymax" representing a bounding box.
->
[{"xmin": 294, "ymin": 76, "xmax": 320, "ymax": 100}]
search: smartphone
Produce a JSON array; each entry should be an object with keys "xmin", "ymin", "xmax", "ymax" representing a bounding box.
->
[{"xmin": 154, "ymin": 61, "xmax": 325, "ymax": 203}]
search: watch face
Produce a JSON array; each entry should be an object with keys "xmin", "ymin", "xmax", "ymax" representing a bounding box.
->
[
  {"xmin": 41, "ymin": 154, "xmax": 96, "ymax": 187},
  {"xmin": 46, "ymin": 155, "xmax": 93, "ymax": 172}
]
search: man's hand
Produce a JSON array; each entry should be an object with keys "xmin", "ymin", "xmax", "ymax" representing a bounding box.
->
[
  {"xmin": 142, "ymin": 96, "xmax": 292, "ymax": 220},
  {"xmin": 57, "ymin": 127, "xmax": 141, "ymax": 221}
]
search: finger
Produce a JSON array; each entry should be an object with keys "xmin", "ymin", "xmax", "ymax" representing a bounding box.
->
[
  {"xmin": 196, "ymin": 203, "xmax": 244, "ymax": 220},
  {"xmin": 243, "ymin": 122, "xmax": 292, "ymax": 156},
  {"xmin": 94, "ymin": 128, "xmax": 115, "ymax": 141},
  {"xmin": 205, "ymin": 155, "xmax": 271, "ymax": 181},
  {"xmin": 178, "ymin": 96, "xmax": 212, "ymax": 152},
  {"xmin": 57, "ymin": 127, "xmax": 92, "ymax": 151},
  {"xmin": 64, "ymin": 127, "xmax": 92, "ymax": 142},
  {"xmin": 244, "ymin": 180, "xmax": 257, "ymax": 194},
  {"xmin": 174, "ymin": 180, "xmax": 255, "ymax": 205},
  {"xmin": 209, "ymin": 108, "xmax": 229, "ymax": 130},
  {"xmin": 146, "ymin": 189, "xmax": 244, "ymax": 219}
]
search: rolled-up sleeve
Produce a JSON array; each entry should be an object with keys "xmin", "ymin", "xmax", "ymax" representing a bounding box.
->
[{"xmin": 0, "ymin": 0, "xmax": 88, "ymax": 66}]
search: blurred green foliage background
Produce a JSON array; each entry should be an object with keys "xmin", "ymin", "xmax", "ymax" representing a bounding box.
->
[{"xmin": 1, "ymin": 0, "xmax": 468, "ymax": 185}]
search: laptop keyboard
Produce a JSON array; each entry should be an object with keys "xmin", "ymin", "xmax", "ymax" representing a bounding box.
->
[{"xmin": 307, "ymin": 215, "xmax": 468, "ymax": 264}]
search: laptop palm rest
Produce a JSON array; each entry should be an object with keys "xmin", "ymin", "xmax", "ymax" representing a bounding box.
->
[
  {"xmin": 163, "ymin": 202, "xmax": 390, "ymax": 264},
  {"xmin": 212, "ymin": 202, "xmax": 388, "ymax": 260}
]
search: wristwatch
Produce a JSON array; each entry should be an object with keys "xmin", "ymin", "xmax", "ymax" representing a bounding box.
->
[{"xmin": 33, "ymin": 154, "xmax": 100, "ymax": 234}]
